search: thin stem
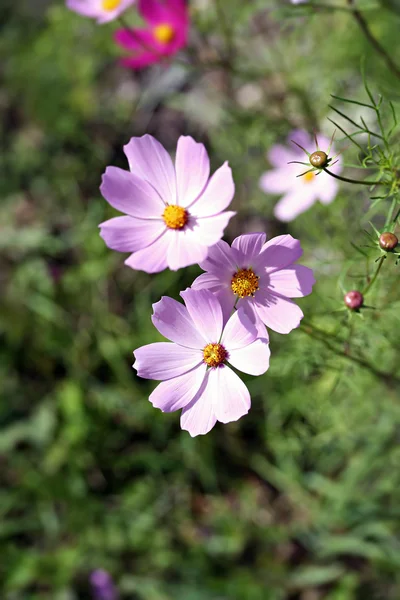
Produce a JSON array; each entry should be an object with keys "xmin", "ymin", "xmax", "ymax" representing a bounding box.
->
[
  {"xmin": 323, "ymin": 167, "xmax": 382, "ymax": 186},
  {"xmin": 385, "ymin": 196, "xmax": 397, "ymax": 228},
  {"xmin": 362, "ymin": 255, "xmax": 386, "ymax": 295},
  {"xmin": 347, "ymin": 0, "xmax": 400, "ymax": 83}
]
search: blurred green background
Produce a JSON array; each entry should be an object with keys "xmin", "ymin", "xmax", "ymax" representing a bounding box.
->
[{"xmin": 1, "ymin": 0, "xmax": 400, "ymax": 598}]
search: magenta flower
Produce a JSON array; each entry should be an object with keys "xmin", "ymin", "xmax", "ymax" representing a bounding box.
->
[
  {"xmin": 90, "ymin": 569, "xmax": 118, "ymax": 600},
  {"xmin": 259, "ymin": 130, "xmax": 342, "ymax": 222},
  {"xmin": 133, "ymin": 289, "xmax": 270, "ymax": 437},
  {"xmin": 115, "ymin": 0, "xmax": 188, "ymax": 69},
  {"xmin": 192, "ymin": 232, "xmax": 315, "ymax": 336},
  {"xmin": 99, "ymin": 135, "xmax": 235, "ymax": 273},
  {"xmin": 66, "ymin": 0, "xmax": 135, "ymax": 23}
]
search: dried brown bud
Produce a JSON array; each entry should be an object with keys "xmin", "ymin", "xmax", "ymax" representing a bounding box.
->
[
  {"xmin": 344, "ymin": 290, "xmax": 364, "ymax": 310},
  {"xmin": 379, "ymin": 232, "xmax": 398, "ymax": 251},
  {"xmin": 309, "ymin": 151, "xmax": 328, "ymax": 168}
]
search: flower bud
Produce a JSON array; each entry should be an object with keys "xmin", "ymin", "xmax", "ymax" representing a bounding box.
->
[
  {"xmin": 309, "ymin": 151, "xmax": 328, "ymax": 168},
  {"xmin": 344, "ymin": 290, "xmax": 364, "ymax": 310},
  {"xmin": 379, "ymin": 232, "xmax": 398, "ymax": 251}
]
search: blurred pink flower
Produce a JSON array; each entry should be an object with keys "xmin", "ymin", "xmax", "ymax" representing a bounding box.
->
[
  {"xmin": 192, "ymin": 232, "xmax": 315, "ymax": 336},
  {"xmin": 259, "ymin": 130, "xmax": 342, "ymax": 222},
  {"xmin": 66, "ymin": 0, "xmax": 135, "ymax": 23},
  {"xmin": 99, "ymin": 135, "xmax": 235, "ymax": 273},
  {"xmin": 134, "ymin": 289, "xmax": 270, "ymax": 436},
  {"xmin": 115, "ymin": 0, "xmax": 189, "ymax": 69}
]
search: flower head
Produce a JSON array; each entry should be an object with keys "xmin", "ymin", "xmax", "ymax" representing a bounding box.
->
[
  {"xmin": 115, "ymin": 0, "xmax": 188, "ymax": 69},
  {"xmin": 66, "ymin": 0, "xmax": 135, "ymax": 23},
  {"xmin": 133, "ymin": 289, "xmax": 270, "ymax": 437},
  {"xmin": 99, "ymin": 135, "xmax": 236, "ymax": 273},
  {"xmin": 259, "ymin": 130, "xmax": 342, "ymax": 222},
  {"xmin": 192, "ymin": 232, "xmax": 315, "ymax": 336}
]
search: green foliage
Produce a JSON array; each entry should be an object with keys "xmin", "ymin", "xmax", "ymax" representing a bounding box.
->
[{"xmin": 1, "ymin": 0, "xmax": 400, "ymax": 598}]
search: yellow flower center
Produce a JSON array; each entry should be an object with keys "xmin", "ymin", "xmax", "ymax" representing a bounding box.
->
[
  {"xmin": 153, "ymin": 23, "xmax": 175, "ymax": 44},
  {"xmin": 231, "ymin": 268, "xmax": 260, "ymax": 298},
  {"xmin": 303, "ymin": 171, "xmax": 315, "ymax": 184},
  {"xmin": 102, "ymin": 0, "xmax": 122, "ymax": 11},
  {"xmin": 203, "ymin": 343, "xmax": 228, "ymax": 368},
  {"xmin": 162, "ymin": 205, "xmax": 188, "ymax": 229}
]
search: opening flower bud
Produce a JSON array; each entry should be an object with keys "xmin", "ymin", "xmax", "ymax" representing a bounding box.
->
[
  {"xmin": 379, "ymin": 232, "xmax": 398, "ymax": 251},
  {"xmin": 344, "ymin": 290, "xmax": 364, "ymax": 310},
  {"xmin": 309, "ymin": 151, "xmax": 328, "ymax": 168}
]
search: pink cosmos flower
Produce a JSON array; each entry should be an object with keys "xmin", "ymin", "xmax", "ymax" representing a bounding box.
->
[
  {"xmin": 99, "ymin": 134, "xmax": 236, "ymax": 273},
  {"xmin": 115, "ymin": 0, "xmax": 189, "ymax": 69},
  {"xmin": 134, "ymin": 289, "xmax": 270, "ymax": 437},
  {"xmin": 259, "ymin": 130, "xmax": 342, "ymax": 222},
  {"xmin": 192, "ymin": 232, "xmax": 315, "ymax": 336},
  {"xmin": 66, "ymin": 0, "xmax": 135, "ymax": 23}
]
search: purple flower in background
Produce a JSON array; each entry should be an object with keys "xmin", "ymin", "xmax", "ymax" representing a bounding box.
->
[
  {"xmin": 134, "ymin": 289, "xmax": 270, "ymax": 437},
  {"xmin": 192, "ymin": 233, "xmax": 315, "ymax": 336},
  {"xmin": 66, "ymin": 0, "xmax": 135, "ymax": 23},
  {"xmin": 90, "ymin": 569, "xmax": 118, "ymax": 600},
  {"xmin": 100, "ymin": 135, "xmax": 236, "ymax": 273},
  {"xmin": 259, "ymin": 130, "xmax": 342, "ymax": 222}
]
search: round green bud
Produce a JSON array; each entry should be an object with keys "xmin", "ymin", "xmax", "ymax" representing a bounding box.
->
[{"xmin": 309, "ymin": 151, "xmax": 328, "ymax": 168}]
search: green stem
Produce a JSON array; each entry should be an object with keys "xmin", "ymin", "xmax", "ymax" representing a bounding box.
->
[
  {"xmin": 385, "ymin": 196, "xmax": 397, "ymax": 228},
  {"xmin": 362, "ymin": 255, "xmax": 386, "ymax": 295},
  {"xmin": 323, "ymin": 167, "xmax": 382, "ymax": 187}
]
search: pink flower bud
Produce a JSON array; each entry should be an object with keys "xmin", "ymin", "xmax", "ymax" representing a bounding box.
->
[
  {"xmin": 379, "ymin": 232, "xmax": 398, "ymax": 251},
  {"xmin": 344, "ymin": 290, "xmax": 364, "ymax": 310}
]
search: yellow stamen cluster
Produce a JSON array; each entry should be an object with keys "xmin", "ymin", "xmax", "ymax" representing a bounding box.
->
[
  {"xmin": 303, "ymin": 171, "xmax": 315, "ymax": 184},
  {"xmin": 203, "ymin": 343, "xmax": 228, "ymax": 368},
  {"xmin": 153, "ymin": 23, "xmax": 175, "ymax": 44},
  {"xmin": 231, "ymin": 268, "xmax": 259, "ymax": 298},
  {"xmin": 162, "ymin": 205, "xmax": 188, "ymax": 229},
  {"xmin": 102, "ymin": 0, "xmax": 122, "ymax": 11}
]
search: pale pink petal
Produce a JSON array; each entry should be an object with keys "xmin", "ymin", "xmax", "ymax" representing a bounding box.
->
[
  {"xmin": 221, "ymin": 308, "xmax": 257, "ymax": 350},
  {"xmin": 238, "ymin": 300, "xmax": 269, "ymax": 341},
  {"xmin": 267, "ymin": 265, "xmax": 315, "ymax": 298},
  {"xmin": 288, "ymin": 129, "xmax": 313, "ymax": 150},
  {"xmin": 99, "ymin": 216, "xmax": 165, "ymax": 252},
  {"xmin": 149, "ymin": 363, "xmax": 207, "ymax": 412},
  {"xmin": 253, "ymin": 290, "xmax": 304, "ymax": 334},
  {"xmin": 274, "ymin": 188, "xmax": 317, "ymax": 222},
  {"xmin": 317, "ymin": 175, "xmax": 339, "ymax": 204},
  {"xmin": 133, "ymin": 342, "xmax": 202, "ymax": 380},
  {"xmin": 259, "ymin": 169, "xmax": 293, "ymax": 194},
  {"xmin": 232, "ymin": 232, "xmax": 266, "ymax": 260},
  {"xmin": 166, "ymin": 230, "xmax": 208, "ymax": 271},
  {"xmin": 100, "ymin": 166, "xmax": 164, "ymax": 218},
  {"xmin": 191, "ymin": 272, "xmax": 226, "ymax": 293},
  {"xmin": 259, "ymin": 234, "xmax": 303, "ymax": 273},
  {"xmin": 180, "ymin": 288, "xmax": 223, "ymax": 343},
  {"xmin": 189, "ymin": 162, "xmax": 234, "ymax": 216},
  {"xmin": 228, "ymin": 339, "xmax": 270, "ymax": 376},
  {"xmin": 67, "ymin": 0, "xmax": 98, "ymax": 18},
  {"xmin": 175, "ymin": 136, "xmax": 210, "ymax": 207},
  {"xmin": 267, "ymin": 144, "xmax": 298, "ymax": 168},
  {"xmin": 187, "ymin": 211, "xmax": 236, "ymax": 247},
  {"xmin": 180, "ymin": 373, "xmax": 217, "ymax": 436},
  {"xmin": 216, "ymin": 288, "xmax": 236, "ymax": 324},
  {"xmin": 151, "ymin": 296, "xmax": 206, "ymax": 349},
  {"xmin": 125, "ymin": 230, "xmax": 172, "ymax": 273},
  {"xmin": 199, "ymin": 239, "xmax": 240, "ymax": 274},
  {"xmin": 210, "ymin": 366, "xmax": 251, "ymax": 424},
  {"xmin": 123, "ymin": 135, "xmax": 176, "ymax": 204}
]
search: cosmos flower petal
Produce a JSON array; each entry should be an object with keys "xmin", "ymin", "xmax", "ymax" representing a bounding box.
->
[
  {"xmin": 151, "ymin": 296, "xmax": 206, "ymax": 349},
  {"xmin": 180, "ymin": 372, "xmax": 217, "ymax": 436},
  {"xmin": 210, "ymin": 367, "xmax": 251, "ymax": 424},
  {"xmin": 259, "ymin": 234, "xmax": 303, "ymax": 272},
  {"xmin": 318, "ymin": 176, "xmax": 339, "ymax": 204},
  {"xmin": 228, "ymin": 339, "xmax": 271, "ymax": 376},
  {"xmin": 180, "ymin": 288, "xmax": 223, "ymax": 343},
  {"xmin": 221, "ymin": 308, "xmax": 257, "ymax": 350},
  {"xmin": 149, "ymin": 363, "xmax": 207, "ymax": 412},
  {"xmin": 67, "ymin": 0, "xmax": 135, "ymax": 23},
  {"xmin": 267, "ymin": 144, "xmax": 298, "ymax": 168},
  {"xmin": 133, "ymin": 342, "xmax": 202, "ymax": 380},
  {"xmin": 253, "ymin": 289, "xmax": 304, "ymax": 334},
  {"xmin": 232, "ymin": 232, "xmax": 267, "ymax": 260},
  {"xmin": 191, "ymin": 272, "xmax": 226, "ymax": 293},
  {"xmin": 190, "ymin": 162, "xmax": 235, "ymax": 217},
  {"xmin": 188, "ymin": 212, "xmax": 236, "ymax": 247},
  {"xmin": 175, "ymin": 136, "xmax": 210, "ymax": 207},
  {"xmin": 138, "ymin": 0, "xmax": 186, "ymax": 22},
  {"xmin": 115, "ymin": 28, "xmax": 158, "ymax": 51},
  {"xmin": 199, "ymin": 239, "xmax": 240, "ymax": 274},
  {"xmin": 259, "ymin": 169, "xmax": 292, "ymax": 194},
  {"xmin": 166, "ymin": 230, "xmax": 209, "ymax": 271},
  {"xmin": 125, "ymin": 230, "xmax": 171, "ymax": 273},
  {"xmin": 274, "ymin": 188, "xmax": 317, "ymax": 222},
  {"xmin": 123, "ymin": 134, "xmax": 176, "ymax": 204},
  {"xmin": 267, "ymin": 265, "xmax": 315, "ymax": 298},
  {"xmin": 100, "ymin": 166, "xmax": 165, "ymax": 218},
  {"xmin": 99, "ymin": 216, "xmax": 165, "ymax": 252},
  {"xmin": 238, "ymin": 299, "xmax": 269, "ymax": 341}
]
